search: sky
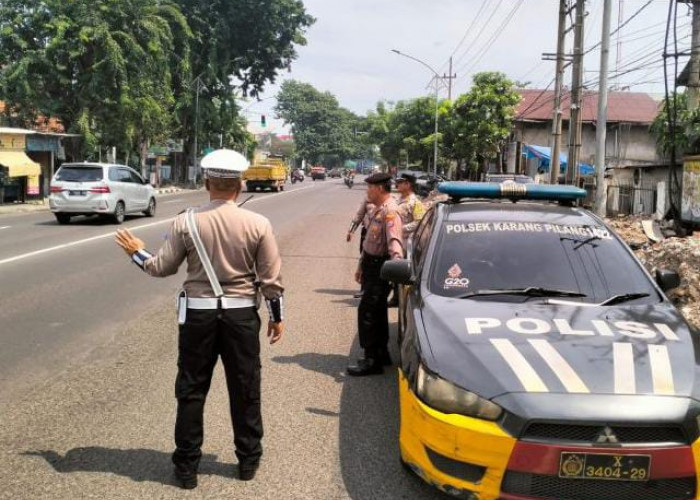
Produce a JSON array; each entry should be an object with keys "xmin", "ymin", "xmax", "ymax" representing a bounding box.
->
[{"xmin": 245, "ymin": 0, "xmax": 693, "ymax": 135}]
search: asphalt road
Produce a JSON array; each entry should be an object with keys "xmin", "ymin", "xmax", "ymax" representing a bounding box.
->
[{"xmin": 0, "ymin": 178, "xmax": 445, "ymax": 499}]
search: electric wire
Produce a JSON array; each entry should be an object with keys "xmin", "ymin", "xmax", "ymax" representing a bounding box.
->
[
  {"xmin": 450, "ymin": 0, "xmax": 506, "ymax": 72},
  {"xmin": 584, "ymin": 0, "xmax": 656, "ymax": 55},
  {"xmin": 454, "ymin": 0, "xmax": 526, "ymax": 78},
  {"xmin": 439, "ymin": 0, "xmax": 490, "ymax": 74}
]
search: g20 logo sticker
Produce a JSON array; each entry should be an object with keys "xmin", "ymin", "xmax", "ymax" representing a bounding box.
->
[{"xmin": 444, "ymin": 264, "xmax": 470, "ymax": 289}]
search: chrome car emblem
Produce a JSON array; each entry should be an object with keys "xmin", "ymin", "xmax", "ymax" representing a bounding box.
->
[{"xmin": 596, "ymin": 426, "xmax": 619, "ymax": 444}]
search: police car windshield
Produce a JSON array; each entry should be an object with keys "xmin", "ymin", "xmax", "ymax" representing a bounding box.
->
[{"xmin": 431, "ymin": 221, "xmax": 659, "ymax": 304}]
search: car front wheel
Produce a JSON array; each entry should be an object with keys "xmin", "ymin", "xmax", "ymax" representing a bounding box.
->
[
  {"xmin": 143, "ymin": 198, "xmax": 156, "ymax": 217},
  {"xmin": 112, "ymin": 201, "xmax": 125, "ymax": 224}
]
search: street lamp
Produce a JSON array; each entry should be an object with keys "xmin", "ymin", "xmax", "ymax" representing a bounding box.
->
[
  {"xmin": 190, "ymin": 73, "xmax": 206, "ymax": 187},
  {"xmin": 391, "ymin": 49, "xmax": 440, "ymax": 177}
]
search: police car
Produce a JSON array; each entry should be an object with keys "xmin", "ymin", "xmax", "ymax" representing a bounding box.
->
[{"xmin": 381, "ymin": 182, "xmax": 699, "ymax": 500}]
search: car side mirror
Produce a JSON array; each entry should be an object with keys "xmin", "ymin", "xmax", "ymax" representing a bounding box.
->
[
  {"xmin": 656, "ymin": 269, "xmax": 680, "ymax": 292},
  {"xmin": 381, "ymin": 259, "xmax": 414, "ymax": 285}
]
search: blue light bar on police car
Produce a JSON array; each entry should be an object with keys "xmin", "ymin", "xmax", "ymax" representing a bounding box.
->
[{"xmin": 438, "ymin": 182, "xmax": 586, "ymax": 202}]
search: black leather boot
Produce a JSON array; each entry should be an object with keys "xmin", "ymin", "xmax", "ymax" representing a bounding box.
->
[{"xmin": 347, "ymin": 357, "xmax": 384, "ymax": 376}]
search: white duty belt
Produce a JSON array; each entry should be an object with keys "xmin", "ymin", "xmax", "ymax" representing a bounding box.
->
[
  {"xmin": 184, "ymin": 209, "xmax": 256, "ymax": 310},
  {"xmin": 187, "ymin": 297, "xmax": 256, "ymax": 310}
]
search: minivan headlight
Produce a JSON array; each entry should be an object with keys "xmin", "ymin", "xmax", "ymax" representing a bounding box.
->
[{"xmin": 416, "ymin": 364, "xmax": 502, "ymax": 420}]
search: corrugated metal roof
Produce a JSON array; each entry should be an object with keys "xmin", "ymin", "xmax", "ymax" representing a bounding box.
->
[
  {"xmin": 0, "ymin": 127, "xmax": 37, "ymax": 135},
  {"xmin": 515, "ymin": 89, "xmax": 661, "ymax": 124}
]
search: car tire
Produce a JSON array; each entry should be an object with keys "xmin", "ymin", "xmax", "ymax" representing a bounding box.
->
[
  {"xmin": 55, "ymin": 213, "xmax": 71, "ymax": 225},
  {"xmin": 400, "ymin": 456, "xmax": 413, "ymax": 474},
  {"xmin": 143, "ymin": 197, "xmax": 156, "ymax": 217},
  {"xmin": 112, "ymin": 201, "xmax": 125, "ymax": 224},
  {"xmin": 280, "ymin": 184, "xmax": 285, "ymax": 191}
]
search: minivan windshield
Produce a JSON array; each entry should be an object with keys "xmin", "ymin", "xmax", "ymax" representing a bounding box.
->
[
  {"xmin": 430, "ymin": 221, "xmax": 659, "ymax": 305},
  {"xmin": 55, "ymin": 166, "xmax": 104, "ymax": 182}
]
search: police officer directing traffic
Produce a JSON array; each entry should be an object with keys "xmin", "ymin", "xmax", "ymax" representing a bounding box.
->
[
  {"xmin": 348, "ymin": 172, "xmax": 403, "ymax": 376},
  {"xmin": 114, "ymin": 149, "xmax": 284, "ymax": 489}
]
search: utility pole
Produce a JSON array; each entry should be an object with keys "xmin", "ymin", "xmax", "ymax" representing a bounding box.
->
[
  {"xmin": 594, "ymin": 0, "xmax": 612, "ymax": 217},
  {"xmin": 614, "ymin": 0, "xmax": 624, "ymax": 90},
  {"xmin": 391, "ymin": 49, "xmax": 444, "ymax": 177},
  {"xmin": 192, "ymin": 75, "xmax": 202, "ymax": 187},
  {"xmin": 567, "ymin": 0, "xmax": 585, "ymax": 185},
  {"xmin": 548, "ymin": 0, "xmax": 569, "ymax": 185},
  {"xmin": 687, "ymin": 1, "xmax": 700, "ymax": 115},
  {"xmin": 428, "ymin": 76, "xmax": 440, "ymax": 177},
  {"xmin": 443, "ymin": 57, "xmax": 457, "ymax": 101}
]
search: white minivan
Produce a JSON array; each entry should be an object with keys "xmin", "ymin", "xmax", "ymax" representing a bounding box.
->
[{"xmin": 49, "ymin": 163, "xmax": 156, "ymax": 224}]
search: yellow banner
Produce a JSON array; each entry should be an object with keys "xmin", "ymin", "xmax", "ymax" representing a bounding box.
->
[
  {"xmin": 27, "ymin": 175, "xmax": 40, "ymax": 195},
  {"xmin": 0, "ymin": 134, "xmax": 26, "ymax": 150},
  {"xmin": 684, "ymin": 159, "xmax": 700, "ymax": 174}
]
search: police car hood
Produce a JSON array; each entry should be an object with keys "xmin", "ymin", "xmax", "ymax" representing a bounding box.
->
[{"xmin": 419, "ymin": 295, "xmax": 700, "ymax": 401}]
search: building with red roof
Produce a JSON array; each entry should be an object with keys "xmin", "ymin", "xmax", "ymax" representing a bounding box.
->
[{"xmin": 513, "ymin": 89, "xmax": 664, "ymax": 174}]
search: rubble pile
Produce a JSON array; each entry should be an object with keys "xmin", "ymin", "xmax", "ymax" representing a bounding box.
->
[
  {"xmin": 605, "ymin": 216, "xmax": 648, "ymax": 249},
  {"xmin": 606, "ymin": 217, "xmax": 700, "ymax": 330}
]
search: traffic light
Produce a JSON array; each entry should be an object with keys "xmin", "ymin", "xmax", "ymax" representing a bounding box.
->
[{"xmin": 261, "ymin": 114, "xmax": 266, "ymax": 127}]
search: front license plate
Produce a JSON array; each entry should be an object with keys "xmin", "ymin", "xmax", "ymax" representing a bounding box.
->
[
  {"xmin": 68, "ymin": 190, "xmax": 87, "ymax": 196},
  {"xmin": 559, "ymin": 452, "xmax": 651, "ymax": 481}
]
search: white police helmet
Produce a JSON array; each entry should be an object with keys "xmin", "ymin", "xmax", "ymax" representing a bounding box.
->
[{"xmin": 200, "ymin": 149, "xmax": 250, "ymax": 178}]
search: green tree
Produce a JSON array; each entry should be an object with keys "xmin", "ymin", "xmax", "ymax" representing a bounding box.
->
[
  {"xmin": 0, "ymin": 0, "xmax": 313, "ymax": 177},
  {"xmin": 368, "ymin": 97, "xmax": 450, "ymax": 172},
  {"xmin": 172, "ymin": 0, "xmax": 314, "ymax": 179},
  {"xmin": 0, "ymin": 0, "xmax": 192, "ymax": 165},
  {"xmin": 649, "ymin": 91, "xmax": 700, "ymax": 157},
  {"xmin": 275, "ymin": 80, "xmax": 367, "ymax": 167},
  {"xmin": 446, "ymin": 72, "xmax": 521, "ymax": 176}
]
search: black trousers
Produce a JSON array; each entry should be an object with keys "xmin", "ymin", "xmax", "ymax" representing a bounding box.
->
[
  {"xmin": 358, "ymin": 255, "xmax": 391, "ymax": 359},
  {"xmin": 172, "ymin": 307, "xmax": 262, "ymax": 473}
]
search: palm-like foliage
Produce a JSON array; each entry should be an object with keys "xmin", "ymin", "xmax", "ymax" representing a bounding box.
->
[{"xmin": 0, "ymin": 0, "xmax": 192, "ymax": 160}]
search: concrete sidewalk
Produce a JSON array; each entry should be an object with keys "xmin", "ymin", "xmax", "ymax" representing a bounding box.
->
[{"xmin": 0, "ymin": 186, "xmax": 194, "ymax": 215}]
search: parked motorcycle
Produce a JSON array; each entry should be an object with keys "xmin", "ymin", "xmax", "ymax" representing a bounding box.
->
[{"xmin": 291, "ymin": 169, "xmax": 305, "ymax": 184}]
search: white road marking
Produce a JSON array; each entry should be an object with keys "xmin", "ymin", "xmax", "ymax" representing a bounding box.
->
[
  {"xmin": 613, "ymin": 342, "xmax": 636, "ymax": 394},
  {"xmin": 0, "ymin": 184, "xmax": 317, "ymax": 268},
  {"xmin": 649, "ymin": 344, "xmax": 675, "ymax": 395},
  {"xmin": 0, "ymin": 226, "xmax": 10, "ymax": 230},
  {"xmin": 491, "ymin": 339, "xmax": 548, "ymax": 393},
  {"xmin": 529, "ymin": 339, "xmax": 589, "ymax": 393}
]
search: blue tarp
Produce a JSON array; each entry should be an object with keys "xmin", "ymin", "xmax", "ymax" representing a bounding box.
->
[{"xmin": 523, "ymin": 144, "xmax": 594, "ymax": 176}]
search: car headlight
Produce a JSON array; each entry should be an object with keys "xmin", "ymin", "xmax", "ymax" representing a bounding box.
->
[{"xmin": 416, "ymin": 364, "xmax": 503, "ymax": 420}]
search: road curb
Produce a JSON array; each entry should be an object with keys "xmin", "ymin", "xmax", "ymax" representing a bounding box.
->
[{"xmin": 0, "ymin": 203, "xmax": 49, "ymax": 215}]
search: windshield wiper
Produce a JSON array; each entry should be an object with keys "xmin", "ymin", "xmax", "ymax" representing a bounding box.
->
[
  {"xmin": 600, "ymin": 292, "xmax": 650, "ymax": 306},
  {"xmin": 573, "ymin": 236, "xmax": 601, "ymax": 249},
  {"xmin": 458, "ymin": 287, "xmax": 587, "ymax": 300}
]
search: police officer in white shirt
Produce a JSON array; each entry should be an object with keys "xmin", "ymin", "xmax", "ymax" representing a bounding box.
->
[{"xmin": 115, "ymin": 149, "xmax": 284, "ymax": 489}]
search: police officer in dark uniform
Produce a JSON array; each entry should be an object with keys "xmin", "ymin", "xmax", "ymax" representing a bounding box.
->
[
  {"xmin": 347, "ymin": 172, "xmax": 404, "ymax": 376},
  {"xmin": 115, "ymin": 149, "xmax": 284, "ymax": 489}
]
